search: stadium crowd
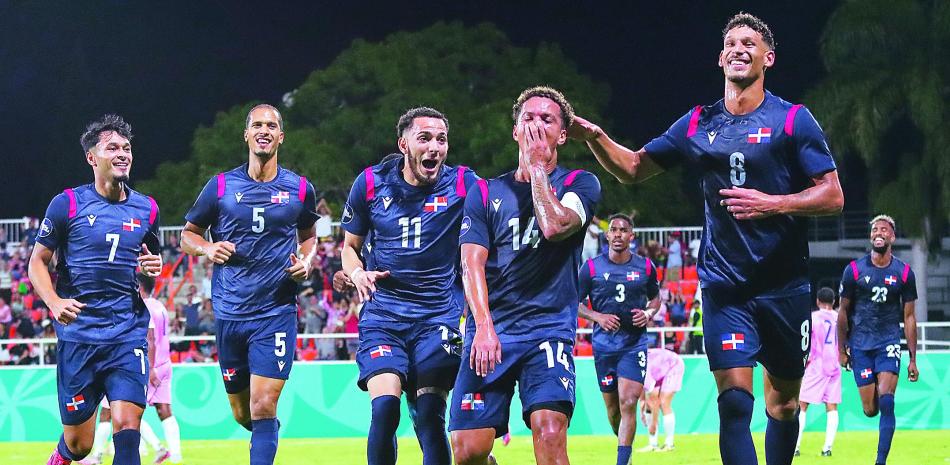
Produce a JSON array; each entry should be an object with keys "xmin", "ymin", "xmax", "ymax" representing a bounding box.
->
[{"xmin": 0, "ymin": 210, "xmax": 704, "ymax": 366}]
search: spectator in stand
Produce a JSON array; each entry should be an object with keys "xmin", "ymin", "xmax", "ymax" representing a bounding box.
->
[
  {"xmin": 583, "ymin": 216, "xmax": 603, "ymax": 262},
  {"xmin": 317, "ymin": 326, "xmax": 338, "ymax": 361},
  {"xmin": 0, "ymin": 297, "xmax": 11, "ymax": 326},
  {"xmin": 182, "ymin": 285, "xmax": 201, "ymax": 336},
  {"xmin": 688, "ymin": 300, "xmax": 704, "ymax": 354},
  {"xmin": 688, "ymin": 236, "xmax": 701, "ymax": 262},
  {"xmin": 665, "ymin": 232, "xmax": 684, "ymax": 282},
  {"xmin": 201, "ymin": 265, "xmax": 212, "ymax": 300},
  {"xmin": 197, "ymin": 298, "xmax": 215, "ymax": 334},
  {"xmin": 669, "ymin": 293, "xmax": 687, "ymax": 327},
  {"xmin": 22, "ymin": 217, "xmax": 39, "ymax": 247},
  {"xmin": 301, "ymin": 292, "xmax": 327, "ymax": 335},
  {"xmin": 0, "ymin": 260, "xmax": 11, "ymax": 303},
  {"xmin": 315, "ymin": 198, "xmax": 334, "ymax": 239},
  {"xmin": 341, "ymin": 298, "xmax": 359, "ymax": 360}
]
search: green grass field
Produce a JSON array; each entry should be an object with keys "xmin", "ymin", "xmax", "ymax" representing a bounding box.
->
[{"xmin": 4, "ymin": 432, "xmax": 948, "ymax": 465}]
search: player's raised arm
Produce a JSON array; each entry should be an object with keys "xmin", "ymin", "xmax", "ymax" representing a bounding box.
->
[
  {"xmin": 180, "ymin": 222, "xmax": 235, "ymax": 264},
  {"xmin": 461, "ymin": 243, "xmax": 501, "ymax": 377},
  {"xmin": 518, "ymin": 121, "xmax": 583, "ymax": 241},
  {"xmin": 569, "ymin": 115, "xmax": 665, "ymax": 184}
]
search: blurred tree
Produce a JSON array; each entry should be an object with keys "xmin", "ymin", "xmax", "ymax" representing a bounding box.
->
[
  {"xmin": 806, "ymin": 0, "xmax": 949, "ymax": 244},
  {"xmin": 140, "ymin": 22, "xmax": 694, "ymax": 225}
]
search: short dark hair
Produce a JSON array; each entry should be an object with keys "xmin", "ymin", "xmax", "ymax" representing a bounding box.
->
[
  {"xmin": 138, "ymin": 274, "xmax": 156, "ymax": 294},
  {"xmin": 380, "ymin": 152, "xmax": 402, "ymax": 164},
  {"xmin": 817, "ymin": 287, "xmax": 836, "ymax": 305},
  {"xmin": 512, "ymin": 86, "xmax": 575, "ymax": 128},
  {"xmin": 80, "ymin": 114, "xmax": 133, "ymax": 153},
  {"xmin": 246, "ymin": 104, "xmax": 283, "ymax": 130},
  {"xmin": 723, "ymin": 12, "xmax": 776, "ymax": 50},
  {"xmin": 607, "ymin": 213, "xmax": 633, "ymax": 229},
  {"xmin": 396, "ymin": 107, "xmax": 449, "ymax": 137}
]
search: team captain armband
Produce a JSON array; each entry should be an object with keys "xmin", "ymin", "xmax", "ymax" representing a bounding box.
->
[{"xmin": 561, "ymin": 191, "xmax": 587, "ymax": 225}]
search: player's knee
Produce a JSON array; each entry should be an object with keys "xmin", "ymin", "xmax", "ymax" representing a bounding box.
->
[
  {"xmin": 450, "ymin": 434, "xmax": 490, "ymax": 465},
  {"xmin": 766, "ymin": 397, "xmax": 799, "ymax": 421},
  {"xmin": 718, "ymin": 388, "xmax": 754, "ymax": 421},
  {"xmin": 250, "ymin": 392, "xmax": 279, "ymax": 418},
  {"xmin": 619, "ymin": 395, "xmax": 638, "ymax": 414},
  {"xmin": 65, "ymin": 435, "xmax": 94, "ymax": 459},
  {"xmin": 861, "ymin": 400, "xmax": 878, "ymax": 417},
  {"xmin": 156, "ymin": 404, "xmax": 173, "ymax": 420},
  {"xmin": 531, "ymin": 417, "xmax": 568, "ymax": 452},
  {"xmin": 230, "ymin": 404, "xmax": 251, "ymax": 425}
]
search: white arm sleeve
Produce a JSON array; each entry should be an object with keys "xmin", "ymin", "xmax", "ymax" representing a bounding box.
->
[{"xmin": 560, "ymin": 191, "xmax": 587, "ymax": 225}]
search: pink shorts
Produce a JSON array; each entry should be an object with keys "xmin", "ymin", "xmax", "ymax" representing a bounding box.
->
[
  {"xmin": 147, "ymin": 364, "xmax": 172, "ymax": 405},
  {"xmin": 799, "ymin": 369, "xmax": 841, "ymax": 405},
  {"xmin": 645, "ymin": 360, "xmax": 685, "ymax": 393}
]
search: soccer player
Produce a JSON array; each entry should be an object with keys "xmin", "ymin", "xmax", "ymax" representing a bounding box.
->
[
  {"xmin": 577, "ymin": 213, "xmax": 659, "ymax": 465},
  {"xmin": 795, "ymin": 286, "xmax": 841, "ymax": 457},
  {"xmin": 139, "ymin": 275, "xmax": 183, "ymax": 464},
  {"xmin": 837, "ymin": 215, "xmax": 918, "ymax": 465},
  {"xmin": 30, "ymin": 114, "xmax": 163, "ymax": 465},
  {"xmin": 341, "ymin": 107, "xmax": 477, "ymax": 465},
  {"xmin": 569, "ymin": 13, "xmax": 844, "ymax": 465},
  {"xmin": 639, "ymin": 348, "xmax": 684, "ymax": 453},
  {"xmin": 180, "ymin": 104, "xmax": 319, "ymax": 465},
  {"xmin": 449, "ymin": 86, "xmax": 601, "ymax": 465}
]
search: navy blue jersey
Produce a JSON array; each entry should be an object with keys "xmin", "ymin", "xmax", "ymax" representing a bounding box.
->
[
  {"xmin": 185, "ymin": 164, "xmax": 319, "ymax": 320},
  {"xmin": 578, "ymin": 254, "xmax": 659, "ymax": 353},
  {"xmin": 644, "ymin": 91, "xmax": 837, "ymax": 296},
  {"xmin": 342, "ymin": 158, "xmax": 477, "ymax": 325},
  {"xmin": 840, "ymin": 255, "xmax": 917, "ymax": 350},
  {"xmin": 460, "ymin": 166, "xmax": 601, "ymax": 344},
  {"xmin": 37, "ymin": 185, "xmax": 160, "ymax": 344}
]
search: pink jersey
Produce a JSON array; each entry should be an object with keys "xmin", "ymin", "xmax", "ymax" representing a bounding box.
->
[
  {"xmin": 146, "ymin": 297, "xmax": 171, "ymax": 370},
  {"xmin": 806, "ymin": 309, "xmax": 840, "ymax": 378}
]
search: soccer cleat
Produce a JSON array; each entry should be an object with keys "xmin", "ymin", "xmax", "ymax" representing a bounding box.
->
[
  {"xmin": 502, "ymin": 432, "xmax": 511, "ymax": 446},
  {"xmin": 78, "ymin": 453, "xmax": 102, "ymax": 465},
  {"xmin": 794, "ymin": 449, "xmax": 801, "ymax": 457},
  {"xmin": 821, "ymin": 449, "xmax": 832, "ymax": 457},
  {"xmin": 657, "ymin": 444, "xmax": 675, "ymax": 452},
  {"xmin": 47, "ymin": 450, "xmax": 71, "ymax": 465},
  {"xmin": 636, "ymin": 444, "xmax": 658, "ymax": 453},
  {"xmin": 487, "ymin": 453, "xmax": 499, "ymax": 465},
  {"xmin": 153, "ymin": 447, "xmax": 171, "ymax": 464}
]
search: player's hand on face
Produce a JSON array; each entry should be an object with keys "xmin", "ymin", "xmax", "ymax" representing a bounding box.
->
[
  {"xmin": 50, "ymin": 297, "xmax": 86, "ymax": 325},
  {"xmin": 284, "ymin": 253, "xmax": 310, "ymax": 282},
  {"xmin": 350, "ymin": 268, "xmax": 391, "ymax": 303},
  {"xmin": 719, "ymin": 187, "xmax": 781, "ymax": 220},
  {"xmin": 631, "ymin": 309, "xmax": 650, "ymax": 327},
  {"xmin": 598, "ymin": 313, "xmax": 621, "ymax": 332},
  {"xmin": 332, "ymin": 270, "xmax": 355, "ymax": 292},
  {"xmin": 907, "ymin": 360, "xmax": 919, "ymax": 382},
  {"xmin": 138, "ymin": 244, "xmax": 163, "ymax": 277},
  {"xmin": 470, "ymin": 325, "xmax": 502, "ymax": 377},
  {"xmin": 567, "ymin": 115, "xmax": 602, "ymax": 142},
  {"xmin": 519, "ymin": 121, "xmax": 551, "ymax": 168},
  {"xmin": 205, "ymin": 241, "xmax": 236, "ymax": 264}
]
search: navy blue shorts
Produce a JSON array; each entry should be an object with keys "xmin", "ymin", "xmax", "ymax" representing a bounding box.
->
[
  {"xmin": 593, "ymin": 343, "xmax": 648, "ymax": 393},
  {"xmin": 216, "ymin": 312, "xmax": 297, "ymax": 394},
  {"xmin": 356, "ymin": 320, "xmax": 462, "ymax": 393},
  {"xmin": 702, "ymin": 288, "xmax": 810, "ymax": 380},
  {"xmin": 57, "ymin": 340, "xmax": 149, "ymax": 425},
  {"xmin": 448, "ymin": 338, "xmax": 575, "ymax": 437},
  {"xmin": 851, "ymin": 344, "xmax": 901, "ymax": 387}
]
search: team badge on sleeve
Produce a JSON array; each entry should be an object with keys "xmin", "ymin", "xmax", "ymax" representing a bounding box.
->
[
  {"xmin": 341, "ymin": 203, "xmax": 354, "ymax": 224},
  {"xmin": 721, "ymin": 333, "xmax": 746, "ymax": 351},
  {"xmin": 39, "ymin": 218, "xmax": 53, "ymax": 238},
  {"xmin": 460, "ymin": 217, "xmax": 471, "ymax": 236}
]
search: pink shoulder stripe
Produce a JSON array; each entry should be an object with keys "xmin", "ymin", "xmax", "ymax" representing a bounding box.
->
[
  {"xmin": 147, "ymin": 196, "xmax": 158, "ymax": 225},
  {"xmin": 64, "ymin": 188, "xmax": 77, "ymax": 218},
  {"xmin": 564, "ymin": 169, "xmax": 583, "ymax": 187},
  {"xmin": 850, "ymin": 260, "xmax": 859, "ymax": 281},
  {"xmin": 784, "ymin": 104, "xmax": 803, "ymax": 136},
  {"xmin": 477, "ymin": 179, "xmax": 489, "ymax": 207},
  {"xmin": 902, "ymin": 264, "xmax": 910, "ymax": 283},
  {"xmin": 587, "ymin": 259, "xmax": 596, "ymax": 278},
  {"xmin": 685, "ymin": 105, "xmax": 702, "ymax": 138},
  {"xmin": 456, "ymin": 166, "xmax": 468, "ymax": 198},
  {"xmin": 216, "ymin": 173, "xmax": 226, "ymax": 198},
  {"xmin": 645, "ymin": 258, "xmax": 653, "ymax": 275},
  {"xmin": 364, "ymin": 167, "xmax": 375, "ymax": 201},
  {"xmin": 298, "ymin": 177, "xmax": 308, "ymax": 202}
]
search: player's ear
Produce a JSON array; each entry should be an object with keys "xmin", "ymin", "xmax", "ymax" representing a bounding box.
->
[
  {"xmin": 397, "ymin": 136, "xmax": 409, "ymax": 155},
  {"xmin": 243, "ymin": 128, "xmax": 249, "ymax": 144},
  {"xmin": 86, "ymin": 150, "xmax": 96, "ymax": 167},
  {"xmin": 556, "ymin": 126, "xmax": 568, "ymax": 146},
  {"xmin": 277, "ymin": 130, "xmax": 284, "ymax": 145},
  {"xmin": 718, "ymin": 50, "xmax": 725, "ymax": 69},
  {"xmin": 763, "ymin": 50, "xmax": 775, "ymax": 69}
]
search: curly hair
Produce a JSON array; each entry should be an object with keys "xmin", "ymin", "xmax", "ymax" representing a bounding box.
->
[
  {"xmin": 511, "ymin": 86, "xmax": 575, "ymax": 129},
  {"xmin": 723, "ymin": 12, "xmax": 776, "ymax": 50}
]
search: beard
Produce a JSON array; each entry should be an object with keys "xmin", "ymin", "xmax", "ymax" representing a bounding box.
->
[
  {"xmin": 115, "ymin": 174, "xmax": 130, "ymax": 183},
  {"xmin": 872, "ymin": 242, "xmax": 890, "ymax": 254}
]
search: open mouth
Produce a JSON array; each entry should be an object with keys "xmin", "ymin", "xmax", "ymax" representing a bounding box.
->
[
  {"xmin": 113, "ymin": 161, "xmax": 130, "ymax": 170},
  {"xmin": 255, "ymin": 137, "xmax": 271, "ymax": 148},
  {"xmin": 421, "ymin": 159, "xmax": 439, "ymax": 171}
]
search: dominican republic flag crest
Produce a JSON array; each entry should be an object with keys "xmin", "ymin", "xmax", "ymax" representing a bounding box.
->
[
  {"xmin": 370, "ymin": 345, "xmax": 393, "ymax": 359},
  {"xmin": 600, "ymin": 375, "xmax": 615, "ymax": 386},
  {"xmin": 271, "ymin": 191, "xmax": 290, "ymax": 204},
  {"xmin": 884, "ymin": 275, "xmax": 897, "ymax": 285},
  {"xmin": 122, "ymin": 218, "xmax": 141, "ymax": 231},
  {"xmin": 721, "ymin": 333, "xmax": 745, "ymax": 351},
  {"xmin": 66, "ymin": 394, "xmax": 85, "ymax": 412},
  {"xmin": 861, "ymin": 368, "xmax": 873, "ymax": 379},
  {"xmin": 461, "ymin": 393, "xmax": 485, "ymax": 411},
  {"xmin": 222, "ymin": 368, "xmax": 237, "ymax": 381},
  {"xmin": 627, "ymin": 271, "xmax": 640, "ymax": 281},
  {"xmin": 747, "ymin": 127, "xmax": 772, "ymax": 144},
  {"xmin": 424, "ymin": 195, "xmax": 448, "ymax": 212}
]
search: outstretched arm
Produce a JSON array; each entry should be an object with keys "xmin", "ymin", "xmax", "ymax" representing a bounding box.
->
[
  {"xmin": 569, "ymin": 116, "xmax": 665, "ymax": 184},
  {"xmin": 720, "ymin": 170, "xmax": 844, "ymax": 220}
]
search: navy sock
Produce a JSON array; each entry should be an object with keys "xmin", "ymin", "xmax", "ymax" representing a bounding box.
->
[
  {"xmin": 718, "ymin": 388, "xmax": 757, "ymax": 465},
  {"xmin": 877, "ymin": 394, "xmax": 896, "ymax": 464},
  {"xmin": 413, "ymin": 394, "xmax": 450, "ymax": 465},
  {"xmin": 368, "ymin": 395, "xmax": 400, "ymax": 465},
  {"xmin": 616, "ymin": 445, "xmax": 632, "ymax": 465},
  {"xmin": 57, "ymin": 434, "xmax": 84, "ymax": 461},
  {"xmin": 765, "ymin": 411, "xmax": 799, "ymax": 465},
  {"xmin": 112, "ymin": 429, "xmax": 141, "ymax": 465},
  {"xmin": 250, "ymin": 418, "xmax": 279, "ymax": 465}
]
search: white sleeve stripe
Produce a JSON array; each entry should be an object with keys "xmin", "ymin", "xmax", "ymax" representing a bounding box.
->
[{"xmin": 560, "ymin": 191, "xmax": 587, "ymax": 225}]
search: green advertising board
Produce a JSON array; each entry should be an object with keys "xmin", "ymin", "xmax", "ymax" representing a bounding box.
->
[{"xmin": 1, "ymin": 354, "xmax": 946, "ymax": 441}]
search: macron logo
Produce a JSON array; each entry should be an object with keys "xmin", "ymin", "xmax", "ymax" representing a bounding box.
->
[{"xmin": 491, "ymin": 199, "xmax": 502, "ymax": 212}]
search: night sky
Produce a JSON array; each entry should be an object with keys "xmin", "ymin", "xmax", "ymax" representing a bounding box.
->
[{"xmin": 1, "ymin": 1, "xmax": 838, "ymax": 219}]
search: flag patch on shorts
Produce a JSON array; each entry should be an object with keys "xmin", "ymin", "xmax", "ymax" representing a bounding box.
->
[
  {"xmin": 461, "ymin": 393, "xmax": 485, "ymax": 411},
  {"xmin": 721, "ymin": 333, "xmax": 745, "ymax": 351},
  {"xmin": 370, "ymin": 345, "xmax": 392, "ymax": 359},
  {"xmin": 66, "ymin": 394, "xmax": 85, "ymax": 412}
]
